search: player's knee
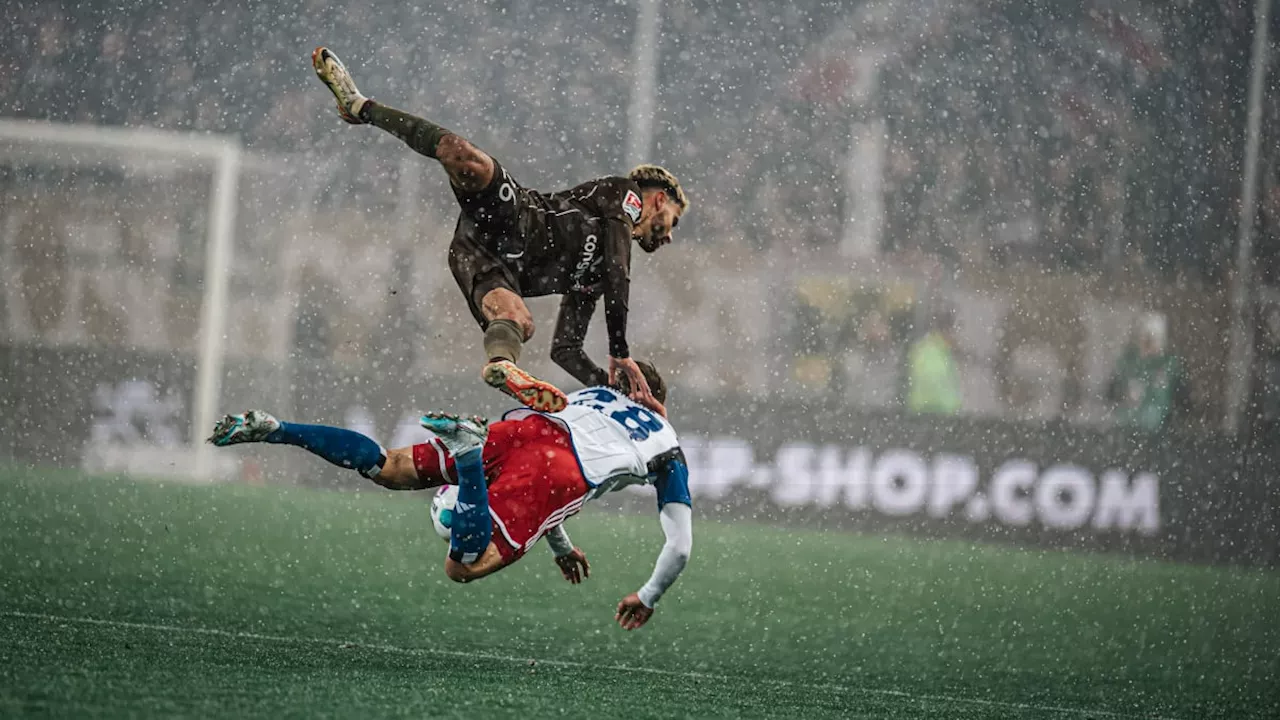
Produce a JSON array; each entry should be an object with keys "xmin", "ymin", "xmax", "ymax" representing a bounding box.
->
[
  {"xmin": 435, "ymin": 133, "xmax": 470, "ymax": 163},
  {"xmin": 374, "ymin": 448, "xmax": 421, "ymax": 490},
  {"xmin": 438, "ymin": 135, "xmax": 492, "ymax": 190},
  {"xmin": 550, "ymin": 344, "xmax": 574, "ymax": 370}
]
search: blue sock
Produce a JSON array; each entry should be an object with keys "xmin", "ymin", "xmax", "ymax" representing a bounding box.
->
[
  {"xmin": 448, "ymin": 448, "xmax": 491, "ymax": 563},
  {"xmin": 265, "ymin": 421, "xmax": 386, "ymax": 478}
]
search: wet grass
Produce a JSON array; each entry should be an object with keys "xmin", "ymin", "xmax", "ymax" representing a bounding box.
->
[{"xmin": 1, "ymin": 466, "xmax": 1276, "ymax": 719}]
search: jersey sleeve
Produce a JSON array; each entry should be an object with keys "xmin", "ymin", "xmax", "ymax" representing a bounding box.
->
[
  {"xmin": 568, "ymin": 177, "xmax": 644, "ymax": 226},
  {"xmin": 636, "ymin": 502, "xmax": 692, "ymax": 608},
  {"xmin": 652, "ymin": 448, "xmax": 692, "ymax": 509},
  {"xmin": 550, "ymin": 293, "xmax": 610, "ymax": 386},
  {"xmin": 601, "ymin": 217, "xmax": 633, "ymax": 359},
  {"xmin": 556, "ymin": 177, "xmax": 640, "ymax": 360}
]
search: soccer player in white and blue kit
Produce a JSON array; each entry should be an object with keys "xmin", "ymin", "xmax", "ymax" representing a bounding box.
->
[{"xmin": 208, "ymin": 362, "xmax": 692, "ymax": 630}]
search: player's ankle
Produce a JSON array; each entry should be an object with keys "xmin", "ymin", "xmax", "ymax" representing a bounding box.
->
[
  {"xmin": 483, "ymin": 319, "xmax": 525, "ymax": 366},
  {"xmin": 353, "ymin": 97, "xmax": 372, "ymax": 122}
]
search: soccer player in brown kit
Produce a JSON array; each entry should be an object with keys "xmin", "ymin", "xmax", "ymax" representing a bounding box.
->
[{"xmin": 311, "ymin": 47, "xmax": 688, "ymax": 412}]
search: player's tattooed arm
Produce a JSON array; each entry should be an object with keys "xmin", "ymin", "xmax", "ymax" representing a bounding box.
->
[{"xmin": 551, "ymin": 293, "xmax": 609, "ymax": 386}]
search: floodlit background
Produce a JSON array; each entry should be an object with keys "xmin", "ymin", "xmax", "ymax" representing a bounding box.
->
[
  {"xmin": 1, "ymin": 2, "xmax": 1278, "ymax": 718},
  {"xmin": 7, "ymin": 0, "xmax": 1280, "ymax": 433}
]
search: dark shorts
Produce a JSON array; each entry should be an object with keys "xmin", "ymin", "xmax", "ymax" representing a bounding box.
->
[{"xmin": 447, "ymin": 158, "xmax": 532, "ymax": 328}]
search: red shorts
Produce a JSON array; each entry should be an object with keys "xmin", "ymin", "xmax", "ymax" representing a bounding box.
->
[{"xmin": 413, "ymin": 414, "xmax": 590, "ymax": 562}]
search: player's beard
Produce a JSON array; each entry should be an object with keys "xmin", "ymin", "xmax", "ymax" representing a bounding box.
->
[{"xmin": 638, "ymin": 223, "xmax": 667, "ymax": 252}]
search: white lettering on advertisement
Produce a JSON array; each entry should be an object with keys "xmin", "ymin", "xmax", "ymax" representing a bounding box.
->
[
  {"xmin": 331, "ymin": 408, "xmax": 1161, "ymax": 537},
  {"xmin": 681, "ymin": 436, "xmax": 1160, "ymax": 535}
]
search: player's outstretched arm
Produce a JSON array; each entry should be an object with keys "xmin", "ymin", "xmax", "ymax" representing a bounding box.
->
[
  {"xmin": 617, "ymin": 451, "xmax": 693, "ymax": 630},
  {"xmin": 618, "ymin": 502, "xmax": 692, "ymax": 630},
  {"xmin": 600, "ymin": 218, "xmax": 657, "ymax": 407},
  {"xmin": 545, "ymin": 524, "xmax": 590, "ymax": 584}
]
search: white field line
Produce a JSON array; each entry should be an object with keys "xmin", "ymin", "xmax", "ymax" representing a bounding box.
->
[{"xmin": 1, "ymin": 610, "xmax": 1179, "ymax": 719}]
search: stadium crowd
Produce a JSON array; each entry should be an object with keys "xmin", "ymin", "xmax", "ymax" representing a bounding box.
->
[
  {"xmin": 6, "ymin": 1, "xmax": 1257, "ymax": 268},
  {"xmin": 2, "ymin": 0, "xmax": 1274, "ymax": 432}
]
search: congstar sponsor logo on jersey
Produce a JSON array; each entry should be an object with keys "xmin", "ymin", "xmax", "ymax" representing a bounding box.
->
[
  {"xmin": 679, "ymin": 438, "xmax": 1160, "ymax": 536},
  {"xmin": 570, "ymin": 233, "xmax": 603, "ymax": 292}
]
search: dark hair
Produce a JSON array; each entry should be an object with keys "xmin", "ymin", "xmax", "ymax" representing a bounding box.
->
[{"xmin": 615, "ymin": 360, "xmax": 667, "ymax": 405}]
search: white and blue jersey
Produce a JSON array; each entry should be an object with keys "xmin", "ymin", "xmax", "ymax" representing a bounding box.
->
[{"xmin": 501, "ymin": 386, "xmax": 691, "ymax": 509}]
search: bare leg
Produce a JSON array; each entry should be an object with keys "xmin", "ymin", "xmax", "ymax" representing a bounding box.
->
[
  {"xmin": 480, "ymin": 287, "xmax": 535, "ymax": 364},
  {"xmin": 367, "ymin": 446, "xmax": 430, "ymax": 490}
]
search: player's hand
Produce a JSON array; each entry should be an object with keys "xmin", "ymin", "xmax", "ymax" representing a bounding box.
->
[
  {"xmin": 614, "ymin": 593, "xmax": 654, "ymax": 631},
  {"xmin": 609, "ymin": 356, "xmax": 658, "ymax": 408},
  {"xmin": 555, "ymin": 548, "xmax": 590, "ymax": 584}
]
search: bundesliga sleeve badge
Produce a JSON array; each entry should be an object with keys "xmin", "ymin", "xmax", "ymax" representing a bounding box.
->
[{"xmin": 622, "ymin": 190, "xmax": 643, "ymax": 224}]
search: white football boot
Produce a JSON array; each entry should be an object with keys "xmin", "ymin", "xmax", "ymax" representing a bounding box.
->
[{"xmin": 311, "ymin": 46, "xmax": 369, "ymax": 124}]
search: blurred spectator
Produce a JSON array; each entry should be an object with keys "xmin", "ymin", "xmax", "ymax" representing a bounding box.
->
[
  {"xmin": 786, "ymin": 277, "xmax": 856, "ymax": 394},
  {"xmin": 1106, "ymin": 312, "xmax": 1190, "ymax": 432},
  {"xmin": 905, "ymin": 309, "xmax": 962, "ymax": 415}
]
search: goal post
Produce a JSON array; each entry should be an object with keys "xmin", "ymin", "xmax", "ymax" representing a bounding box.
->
[
  {"xmin": 194, "ymin": 140, "xmax": 241, "ymax": 480},
  {"xmin": 0, "ymin": 119, "xmax": 240, "ymax": 481}
]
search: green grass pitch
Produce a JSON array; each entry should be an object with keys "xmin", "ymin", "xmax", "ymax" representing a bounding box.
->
[{"xmin": 1, "ymin": 465, "xmax": 1277, "ymax": 718}]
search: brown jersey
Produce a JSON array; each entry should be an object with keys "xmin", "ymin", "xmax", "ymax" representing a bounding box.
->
[{"xmin": 447, "ymin": 160, "xmax": 644, "ymax": 385}]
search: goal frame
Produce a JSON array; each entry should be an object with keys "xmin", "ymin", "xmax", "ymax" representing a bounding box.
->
[{"xmin": 0, "ymin": 119, "xmax": 241, "ymax": 480}]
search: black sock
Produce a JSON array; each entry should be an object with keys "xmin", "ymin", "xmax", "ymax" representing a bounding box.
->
[
  {"xmin": 484, "ymin": 319, "xmax": 525, "ymax": 364},
  {"xmin": 363, "ymin": 101, "xmax": 452, "ymax": 159}
]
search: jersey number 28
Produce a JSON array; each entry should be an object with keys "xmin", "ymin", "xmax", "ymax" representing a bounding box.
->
[{"xmin": 572, "ymin": 388, "xmax": 664, "ymax": 441}]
